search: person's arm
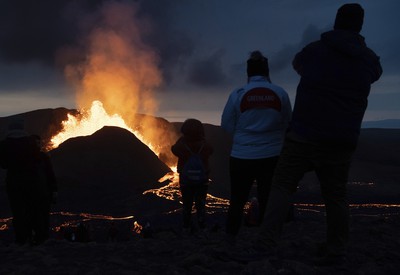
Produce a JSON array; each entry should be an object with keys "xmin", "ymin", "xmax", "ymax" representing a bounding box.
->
[
  {"xmin": 372, "ymin": 54, "xmax": 383, "ymax": 83},
  {"xmin": 292, "ymin": 50, "xmax": 305, "ymax": 75},
  {"xmin": 221, "ymin": 89, "xmax": 240, "ymax": 135},
  {"xmin": 171, "ymin": 137, "xmax": 184, "ymax": 157}
]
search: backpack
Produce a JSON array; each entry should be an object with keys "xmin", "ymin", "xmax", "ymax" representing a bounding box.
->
[{"xmin": 180, "ymin": 143, "xmax": 208, "ymax": 186}]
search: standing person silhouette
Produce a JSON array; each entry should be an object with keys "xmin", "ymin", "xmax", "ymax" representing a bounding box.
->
[
  {"xmin": 171, "ymin": 119, "xmax": 213, "ymax": 234},
  {"xmin": 31, "ymin": 134, "xmax": 58, "ymax": 244},
  {"xmin": 221, "ymin": 50, "xmax": 292, "ymax": 244},
  {"xmin": 0, "ymin": 121, "xmax": 39, "ymax": 245},
  {"xmin": 246, "ymin": 3, "xmax": 382, "ymax": 265}
]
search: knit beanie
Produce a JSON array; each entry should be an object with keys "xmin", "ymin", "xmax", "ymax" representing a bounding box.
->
[
  {"xmin": 247, "ymin": 51, "xmax": 269, "ymax": 78},
  {"xmin": 181, "ymin": 118, "xmax": 205, "ymax": 141},
  {"xmin": 334, "ymin": 3, "xmax": 364, "ymax": 33}
]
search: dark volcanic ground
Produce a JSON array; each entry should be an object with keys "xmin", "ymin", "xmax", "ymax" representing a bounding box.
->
[{"xmin": 0, "ymin": 109, "xmax": 399, "ymax": 274}]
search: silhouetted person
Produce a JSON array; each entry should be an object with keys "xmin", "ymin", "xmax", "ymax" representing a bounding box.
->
[
  {"xmin": 0, "ymin": 121, "xmax": 39, "ymax": 245},
  {"xmin": 171, "ymin": 119, "xmax": 213, "ymax": 233},
  {"xmin": 221, "ymin": 50, "xmax": 292, "ymax": 244},
  {"xmin": 254, "ymin": 3, "xmax": 382, "ymax": 265},
  {"xmin": 30, "ymin": 134, "xmax": 58, "ymax": 244}
]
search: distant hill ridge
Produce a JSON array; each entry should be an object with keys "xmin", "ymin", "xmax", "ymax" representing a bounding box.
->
[{"xmin": 362, "ymin": 119, "xmax": 400, "ymax": 129}]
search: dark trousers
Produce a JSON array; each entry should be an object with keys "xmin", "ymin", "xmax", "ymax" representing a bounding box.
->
[
  {"xmin": 180, "ymin": 184, "xmax": 208, "ymax": 229},
  {"xmin": 31, "ymin": 198, "xmax": 51, "ymax": 243},
  {"xmin": 260, "ymin": 137, "xmax": 353, "ymax": 255},
  {"xmin": 8, "ymin": 186, "xmax": 51, "ymax": 245},
  {"xmin": 226, "ymin": 156, "xmax": 279, "ymax": 236},
  {"xmin": 7, "ymin": 189, "xmax": 31, "ymax": 244}
]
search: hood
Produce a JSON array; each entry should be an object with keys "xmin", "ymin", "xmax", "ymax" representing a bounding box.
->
[{"xmin": 321, "ymin": 30, "xmax": 366, "ymax": 57}]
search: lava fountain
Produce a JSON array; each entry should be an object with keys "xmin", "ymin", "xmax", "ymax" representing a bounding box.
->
[{"xmin": 49, "ymin": 100, "xmax": 158, "ymax": 154}]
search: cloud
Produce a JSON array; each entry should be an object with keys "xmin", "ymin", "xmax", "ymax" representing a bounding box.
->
[
  {"xmin": 0, "ymin": 0, "xmax": 196, "ymax": 90},
  {"xmin": 0, "ymin": 62, "xmax": 66, "ymax": 93},
  {"xmin": 0, "ymin": 0, "xmax": 340, "ymax": 92},
  {"xmin": 134, "ymin": 1, "xmax": 195, "ymax": 84},
  {"xmin": 0, "ymin": 0, "xmax": 105, "ymax": 65},
  {"xmin": 187, "ymin": 49, "xmax": 228, "ymax": 88},
  {"xmin": 270, "ymin": 24, "xmax": 328, "ymax": 73}
]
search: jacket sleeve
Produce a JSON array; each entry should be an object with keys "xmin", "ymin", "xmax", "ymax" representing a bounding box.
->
[
  {"xmin": 292, "ymin": 50, "xmax": 304, "ymax": 75},
  {"xmin": 171, "ymin": 137, "xmax": 184, "ymax": 157},
  {"xmin": 221, "ymin": 89, "xmax": 240, "ymax": 135},
  {"xmin": 292, "ymin": 42, "xmax": 317, "ymax": 76},
  {"xmin": 371, "ymin": 52, "xmax": 383, "ymax": 83}
]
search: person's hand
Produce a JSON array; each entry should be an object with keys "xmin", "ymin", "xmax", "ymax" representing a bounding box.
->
[{"xmin": 51, "ymin": 192, "xmax": 58, "ymax": 204}]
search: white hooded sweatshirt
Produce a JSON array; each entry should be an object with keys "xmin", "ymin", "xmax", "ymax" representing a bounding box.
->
[{"xmin": 221, "ymin": 76, "xmax": 292, "ymax": 159}]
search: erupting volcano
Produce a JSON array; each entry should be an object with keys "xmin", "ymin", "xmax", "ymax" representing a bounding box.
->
[
  {"xmin": 49, "ymin": 1, "xmax": 180, "ymax": 170},
  {"xmin": 31, "ymin": 1, "xmax": 190, "ymax": 217}
]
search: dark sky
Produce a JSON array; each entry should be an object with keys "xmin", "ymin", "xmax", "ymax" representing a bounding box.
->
[{"xmin": 0, "ymin": 0, "xmax": 399, "ymax": 124}]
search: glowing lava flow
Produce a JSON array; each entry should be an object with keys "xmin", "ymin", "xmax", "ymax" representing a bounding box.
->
[{"xmin": 144, "ymin": 169, "xmax": 230, "ymax": 212}]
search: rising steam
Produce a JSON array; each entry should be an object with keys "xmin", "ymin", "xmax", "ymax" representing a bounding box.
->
[
  {"xmin": 55, "ymin": 1, "xmax": 178, "ymax": 166},
  {"xmin": 64, "ymin": 1, "xmax": 161, "ymax": 119}
]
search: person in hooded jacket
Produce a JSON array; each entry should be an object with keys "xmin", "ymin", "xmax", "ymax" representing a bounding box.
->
[
  {"xmin": 171, "ymin": 119, "xmax": 213, "ymax": 233},
  {"xmin": 0, "ymin": 121, "xmax": 40, "ymax": 245},
  {"xmin": 31, "ymin": 134, "xmax": 58, "ymax": 244},
  {"xmin": 253, "ymin": 3, "xmax": 382, "ymax": 265},
  {"xmin": 221, "ymin": 50, "xmax": 292, "ymax": 243}
]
